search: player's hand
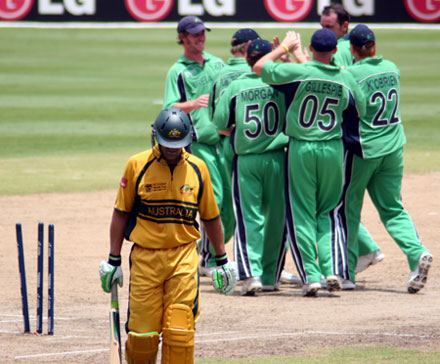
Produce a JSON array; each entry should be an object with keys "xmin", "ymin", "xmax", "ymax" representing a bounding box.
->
[
  {"xmin": 192, "ymin": 94, "xmax": 209, "ymax": 110},
  {"xmin": 281, "ymin": 31, "xmax": 301, "ymax": 53},
  {"xmin": 212, "ymin": 254, "xmax": 236, "ymax": 295},
  {"xmin": 272, "ymin": 35, "xmax": 293, "ymax": 63},
  {"xmin": 99, "ymin": 254, "xmax": 123, "ymax": 293}
]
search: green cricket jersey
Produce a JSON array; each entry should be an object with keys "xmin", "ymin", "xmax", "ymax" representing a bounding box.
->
[
  {"xmin": 213, "ymin": 73, "xmax": 288, "ymax": 155},
  {"xmin": 332, "ymin": 36, "xmax": 353, "ymax": 67},
  {"xmin": 209, "ymin": 58, "xmax": 251, "ymax": 119},
  {"xmin": 344, "ymin": 56, "xmax": 406, "ymax": 159},
  {"xmin": 163, "ymin": 52, "xmax": 225, "ymax": 145},
  {"xmin": 261, "ymin": 60, "xmax": 365, "ymax": 142}
]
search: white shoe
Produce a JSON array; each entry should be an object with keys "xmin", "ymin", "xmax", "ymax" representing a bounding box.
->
[
  {"xmin": 240, "ymin": 276, "xmax": 262, "ymax": 296},
  {"xmin": 326, "ymin": 275, "xmax": 342, "ymax": 292},
  {"xmin": 229, "ymin": 260, "xmax": 239, "ymax": 280},
  {"xmin": 342, "ymin": 279, "xmax": 356, "ymax": 290},
  {"xmin": 280, "ymin": 270, "xmax": 301, "ymax": 285},
  {"xmin": 262, "ymin": 282, "xmax": 281, "ymax": 291},
  {"xmin": 199, "ymin": 266, "xmax": 215, "ymax": 277},
  {"xmin": 407, "ymin": 252, "xmax": 433, "ymax": 294},
  {"xmin": 356, "ymin": 250, "xmax": 385, "ymax": 273},
  {"xmin": 301, "ymin": 281, "xmax": 321, "ymax": 297}
]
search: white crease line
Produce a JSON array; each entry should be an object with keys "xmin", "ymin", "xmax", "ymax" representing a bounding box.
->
[
  {"xmin": 15, "ymin": 349, "xmax": 109, "ymax": 359},
  {"xmin": 13, "ymin": 330, "xmax": 435, "ymax": 359}
]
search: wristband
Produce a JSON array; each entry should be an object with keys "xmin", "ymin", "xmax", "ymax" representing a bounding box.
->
[
  {"xmin": 281, "ymin": 43, "xmax": 289, "ymax": 54},
  {"xmin": 108, "ymin": 254, "xmax": 121, "ymax": 266},
  {"xmin": 215, "ymin": 254, "xmax": 228, "ymax": 267}
]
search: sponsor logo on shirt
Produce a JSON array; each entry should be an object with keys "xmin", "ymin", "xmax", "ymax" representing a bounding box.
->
[
  {"xmin": 145, "ymin": 183, "xmax": 167, "ymax": 192},
  {"xmin": 120, "ymin": 177, "xmax": 127, "ymax": 188},
  {"xmin": 180, "ymin": 184, "xmax": 194, "ymax": 195}
]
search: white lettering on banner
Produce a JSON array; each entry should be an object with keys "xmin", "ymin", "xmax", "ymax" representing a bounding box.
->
[
  {"xmin": 317, "ymin": 0, "xmax": 374, "ymax": 16},
  {"xmin": 179, "ymin": 0, "xmax": 235, "ymax": 16},
  {"xmin": 204, "ymin": 0, "xmax": 234, "ymax": 16},
  {"xmin": 65, "ymin": 0, "xmax": 95, "ymax": 15},
  {"xmin": 179, "ymin": 0, "xmax": 203, "ymax": 15},
  {"xmin": 39, "ymin": 0, "xmax": 63, "ymax": 14},
  {"xmin": 343, "ymin": 0, "xmax": 374, "ymax": 16},
  {"xmin": 39, "ymin": 0, "xmax": 96, "ymax": 15}
]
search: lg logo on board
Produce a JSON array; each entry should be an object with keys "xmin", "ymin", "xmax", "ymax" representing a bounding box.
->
[
  {"xmin": 405, "ymin": 0, "xmax": 440, "ymax": 22},
  {"xmin": 0, "ymin": 0, "xmax": 34, "ymax": 20},
  {"xmin": 125, "ymin": 0, "xmax": 235, "ymax": 22}
]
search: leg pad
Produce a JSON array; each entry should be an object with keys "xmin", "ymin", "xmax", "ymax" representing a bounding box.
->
[
  {"xmin": 161, "ymin": 304, "xmax": 194, "ymax": 364},
  {"xmin": 125, "ymin": 331, "xmax": 160, "ymax": 364}
]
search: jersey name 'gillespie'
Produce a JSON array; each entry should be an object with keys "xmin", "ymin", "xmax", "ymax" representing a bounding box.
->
[{"xmin": 304, "ymin": 81, "xmax": 343, "ymax": 97}]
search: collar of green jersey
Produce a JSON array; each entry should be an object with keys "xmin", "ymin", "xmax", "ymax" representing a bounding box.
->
[{"xmin": 178, "ymin": 51, "xmax": 214, "ymax": 65}]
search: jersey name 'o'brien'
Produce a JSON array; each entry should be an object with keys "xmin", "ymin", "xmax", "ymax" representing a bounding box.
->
[
  {"xmin": 241, "ymin": 88, "xmax": 279, "ymax": 102},
  {"xmin": 304, "ymin": 81, "xmax": 343, "ymax": 97},
  {"xmin": 366, "ymin": 74, "xmax": 398, "ymax": 91}
]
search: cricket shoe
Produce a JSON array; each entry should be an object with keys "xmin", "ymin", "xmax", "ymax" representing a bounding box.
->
[
  {"xmin": 407, "ymin": 252, "xmax": 433, "ymax": 294},
  {"xmin": 280, "ymin": 270, "xmax": 301, "ymax": 285},
  {"xmin": 262, "ymin": 282, "xmax": 281, "ymax": 292},
  {"xmin": 240, "ymin": 276, "xmax": 262, "ymax": 296},
  {"xmin": 341, "ymin": 279, "xmax": 356, "ymax": 290},
  {"xmin": 355, "ymin": 250, "xmax": 385, "ymax": 273},
  {"xmin": 325, "ymin": 275, "xmax": 342, "ymax": 292},
  {"xmin": 301, "ymin": 281, "xmax": 321, "ymax": 297}
]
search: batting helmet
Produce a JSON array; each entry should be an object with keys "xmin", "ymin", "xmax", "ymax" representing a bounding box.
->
[{"xmin": 152, "ymin": 108, "xmax": 193, "ymax": 148}]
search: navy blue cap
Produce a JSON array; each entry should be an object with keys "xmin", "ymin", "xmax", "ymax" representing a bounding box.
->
[
  {"xmin": 177, "ymin": 16, "xmax": 210, "ymax": 34},
  {"xmin": 231, "ymin": 28, "xmax": 260, "ymax": 46},
  {"xmin": 246, "ymin": 38, "xmax": 273, "ymax": 58},
  {"xmin": 311, "ymin": 28, "xmax": 338, "ymax": 52},
  {"xmin": 350, "ymin": 24, "xmax": 375, "ymax": 47}
]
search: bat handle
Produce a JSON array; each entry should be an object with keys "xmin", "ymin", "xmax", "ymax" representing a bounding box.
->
[{"xmin": 111, "ymin": 283, "xmax": 119, "ymax": 308}]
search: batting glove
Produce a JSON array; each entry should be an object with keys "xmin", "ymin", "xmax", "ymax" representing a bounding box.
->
[
  {"xmin": 212, "ymin": 254, "xmax": 236, "ymax": 296},
  {"xmin": 99, "ymin": 254, "xmax": 123, "ymax": 293}
]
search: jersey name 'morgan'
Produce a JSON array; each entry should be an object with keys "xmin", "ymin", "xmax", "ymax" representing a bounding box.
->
[{"xmin": 240, "ymin": 88, "xmax": 279, "ymax": 102}]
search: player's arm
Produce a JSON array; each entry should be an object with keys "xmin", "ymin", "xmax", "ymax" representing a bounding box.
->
[
  {"xmin": 254, "ymin": 31, "xmax": 304, "ymax": 75},
  {"xmin": 110, "ymin": 209, "xmax": 128, "ymax": 256},
  {"xmin": 212, "ymin": 85, "xmax": 235, "ymax": 136},
  {"xmin": 172, "ymin": 94, "xmax": 210, "ymax": 114},
  {"xmin": 202, "ymin": 217, "xmax": 226, "ymax": 256}
]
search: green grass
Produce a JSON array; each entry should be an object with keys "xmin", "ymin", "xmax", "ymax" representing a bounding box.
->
[
  {"xmin": 1, "ymin": 27, "xmax": 439, "ymax": 195},
  {"xmin": 194, "ymin": 346, "xmax": 440, "ymax": 363}
]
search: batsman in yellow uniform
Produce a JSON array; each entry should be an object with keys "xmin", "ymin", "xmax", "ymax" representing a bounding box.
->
[{"xmin": 99, "ymin": 108, "xmax": 236, "ymax": 364}]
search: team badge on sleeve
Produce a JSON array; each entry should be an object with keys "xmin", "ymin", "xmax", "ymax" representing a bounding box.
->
[{"xmin": 120, "ymin": 177, "xmax": 127, "ymax": 188}]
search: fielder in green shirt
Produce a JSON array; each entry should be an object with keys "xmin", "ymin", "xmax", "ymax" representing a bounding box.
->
[
  {"xmin": 321, "ymin": 3, "xmax": 384, "ymax": 276},
  {"xmin": 254, "ymin": 29, "xmax": 366, "ymax": 297},
  {"xmin": 213, "ymin": 39, "xmax": 289, "ymax": 295},
  {"xmin": 337, "ymin": 24, "xmax": 432, "ymax": 293},
  {"xmin": 163, "ymin": 16, "xmax": 233, "ymax": 272}
]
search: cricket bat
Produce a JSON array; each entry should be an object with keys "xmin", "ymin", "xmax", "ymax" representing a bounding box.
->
[{"xmin": 109, "ymin": 282, "xmax": 122, "ymax": 364}]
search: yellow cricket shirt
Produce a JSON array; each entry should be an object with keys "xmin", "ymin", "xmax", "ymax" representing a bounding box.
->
[{"xmin": 115, "ymin": 145, "xmax": 220, "ymax": 249}]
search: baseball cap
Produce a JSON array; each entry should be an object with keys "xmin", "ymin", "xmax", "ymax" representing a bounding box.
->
[
  {"xmin": 311, "ymin": 28, "xmax": 338, "ymax": 52},
  {"xmin": 177, "ymin": 16, "xmax": 210, "ymax": 34},
  {"xmin": 246, "ymin": 38, "xmax": 273, "ymax": 58},
  {"xmin": 349, "ymin": 24, "xmax": 375, "ymax": 47},
  {"xmin": 231, "ymin": 28, "xmax": 260, "ymax": 46}
]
